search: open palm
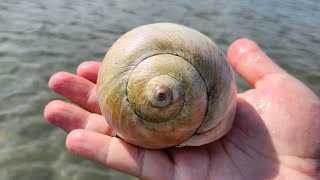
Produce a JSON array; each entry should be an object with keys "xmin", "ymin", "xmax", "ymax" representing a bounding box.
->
[{"xmin": 44, "ymin": 39, "xmax": 320, "ymax": 180}]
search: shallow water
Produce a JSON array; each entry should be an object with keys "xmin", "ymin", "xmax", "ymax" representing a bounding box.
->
[{"xmin": 0, "ymin": 0, "xmax": 319, "ymax": 179}]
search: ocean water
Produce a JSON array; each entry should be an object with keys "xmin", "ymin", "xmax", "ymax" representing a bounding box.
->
[{"xmin": 0, "ymin": 0, "xmax": 319, "ymax": 179}]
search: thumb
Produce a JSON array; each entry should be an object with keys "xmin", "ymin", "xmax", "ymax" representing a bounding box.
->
[{"xmin": 227, "ymin": 38, "xmax": 286, "ymax": 88}]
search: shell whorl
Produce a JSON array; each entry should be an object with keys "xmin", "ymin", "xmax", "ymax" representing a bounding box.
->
[{"xmin": 97, "ymin": 23, "xmax": 237, "ymax": 149}]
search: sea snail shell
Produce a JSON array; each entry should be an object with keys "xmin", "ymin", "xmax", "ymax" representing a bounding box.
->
[{"xmin": 97, "ymin": 23, "xmax": 237, "ymax": 149}]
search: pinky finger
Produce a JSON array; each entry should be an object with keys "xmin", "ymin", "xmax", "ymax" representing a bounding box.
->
[{"xmin": 66, "ymin": 129, "xmax": 173, "ymax": 180}]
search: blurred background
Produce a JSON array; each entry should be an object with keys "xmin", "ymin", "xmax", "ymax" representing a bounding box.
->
[{"xmin": 0, "ymin": 0, "xmax": 319, "ymax": 179}]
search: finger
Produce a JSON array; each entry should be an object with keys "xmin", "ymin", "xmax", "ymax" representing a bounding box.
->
[
  {"xmin": 44, "ymin": 100, "xmax": 113, "ymax": 135},
  {"xmin": 227, "ymin": 38, "xmax": 286, "ymax": 88},
  {"xmin": 77, "ymin": 61, "xmax": 101, "ymax": 83},
  {"xmin": 48, "ymin": 72, "xmax": 100, "ymax": 114},
  {"xmin": 66, "ymin": 129, "xmax": 173, "ymax": 180}
]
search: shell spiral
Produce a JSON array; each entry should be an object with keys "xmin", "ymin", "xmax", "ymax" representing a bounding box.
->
[{"xmin": 97, "ymin": 23, "xmax": 237, "ymax": 149}]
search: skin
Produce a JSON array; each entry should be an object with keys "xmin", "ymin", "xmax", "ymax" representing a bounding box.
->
[{"xmin": 44, "ymin": 39, "xmax": 320, "ymax": 180}]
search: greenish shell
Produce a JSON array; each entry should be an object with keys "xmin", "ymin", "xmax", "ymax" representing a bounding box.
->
[{"xmin": 97, "ymin": 23, "xmax": 237, "ymax": 149}]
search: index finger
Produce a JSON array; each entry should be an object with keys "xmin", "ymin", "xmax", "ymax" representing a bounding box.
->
[{"xmin": 77, "ymin": 61, "xmax": 101, "ymax": 83}]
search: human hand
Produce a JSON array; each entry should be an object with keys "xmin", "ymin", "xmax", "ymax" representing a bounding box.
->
[{"xmin": 44, "ymin": 39, "xmax": 320, "ymax": 180}]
